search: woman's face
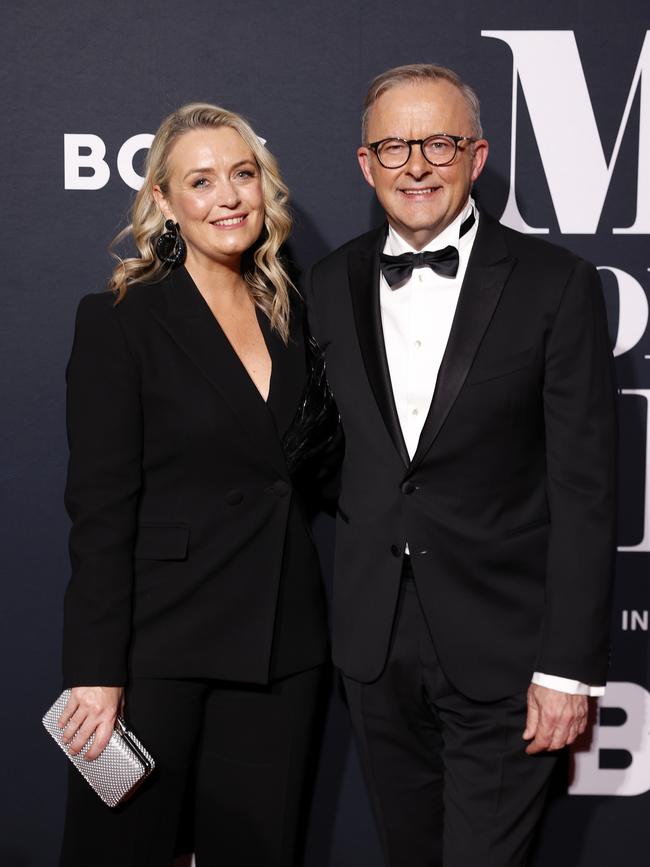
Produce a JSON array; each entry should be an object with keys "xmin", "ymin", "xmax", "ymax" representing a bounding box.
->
[{"xmin": 154, "ymin": 126, "xmax": 265, "ymax": 269}]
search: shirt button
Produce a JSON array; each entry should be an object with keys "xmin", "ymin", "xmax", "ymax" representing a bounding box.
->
[
  {"xmin": 412, "ymin": 408, "xmax": 419, "ymax": 416},
  {"xmin": 402, "ymin": 481, "xmax": 416, "ymax": 495},
  {"xmin": 418, "ymin": 273, "xmax": 425, "ymax": 283},
  {"xmin": 271, "ymin": 480, "xmax": 290, "ymax": 497},
  {"xmin": 390, "ymin": 544, "xmax": 402, "ymax": 558},
  {"xmin": 414, "ymin": 340, "xmax": 422, "ymax": 349},
  {"xmin": 225, "ymin": 490, "xmax": 243, "ymax": 506}
]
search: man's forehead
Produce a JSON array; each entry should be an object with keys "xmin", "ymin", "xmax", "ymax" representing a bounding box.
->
[{"xmin": 367, "ymin": 80, "xmax": 469, "ymax": 133}]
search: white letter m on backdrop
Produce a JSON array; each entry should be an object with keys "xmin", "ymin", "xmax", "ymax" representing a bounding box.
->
[{"xmin": 482, "ymin": 30, "xmax": 650, "ymax": 234}]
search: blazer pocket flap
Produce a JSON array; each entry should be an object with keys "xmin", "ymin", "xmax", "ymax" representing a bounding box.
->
[
  {"xmin": 134, "ymin": 524, "xmax": 190, "ymax": 560},
  {"xmin": 466, "ymin": 348, "xmax": 536, "ymax": 385},
  {"xmin": 502, "ymin": 517, "xmax": 550, "ymax": 539}
]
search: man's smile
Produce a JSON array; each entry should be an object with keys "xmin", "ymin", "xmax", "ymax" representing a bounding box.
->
[{"xmin": 398, "ymin": 186, "xmax": 441, "ymax": 197}]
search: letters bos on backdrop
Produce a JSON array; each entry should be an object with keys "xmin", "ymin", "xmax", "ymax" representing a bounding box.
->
[{"xmin": 1, "ymin": 7, "xmax": 649, "ymax": 867}]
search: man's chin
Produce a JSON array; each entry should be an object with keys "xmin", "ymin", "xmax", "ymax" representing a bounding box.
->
[{"xmin": 390, "ymin": 216, "xmax": 448, "ymax": 249}]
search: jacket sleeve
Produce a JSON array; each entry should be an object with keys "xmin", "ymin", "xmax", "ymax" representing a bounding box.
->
[
  {"xmin": 537, "ymin": 258, "xmax": 618, "ymax": 684},
  {"xmin": 62, "ymin": 293, "xmax": 142, "ymax": 687}
]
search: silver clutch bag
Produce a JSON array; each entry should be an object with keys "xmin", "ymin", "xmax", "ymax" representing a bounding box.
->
[{"xmin": 43, "ymin": 690, "xmax": 155, "ymax": 808}]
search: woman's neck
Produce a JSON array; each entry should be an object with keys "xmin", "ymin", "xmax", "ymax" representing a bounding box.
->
[{"xmin": 184, "ymin": 252, "xmax": 249, "ymax": 307}]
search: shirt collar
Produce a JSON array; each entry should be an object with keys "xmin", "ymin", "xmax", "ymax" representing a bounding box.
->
[{"xmin": 384, "ymin": 197, "xmax": 477, "ymax": 256}]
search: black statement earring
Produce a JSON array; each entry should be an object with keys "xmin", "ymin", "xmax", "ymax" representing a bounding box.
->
[{"xmin": 155, "ymin": 219, "xmax": 186, "ymax": 267}]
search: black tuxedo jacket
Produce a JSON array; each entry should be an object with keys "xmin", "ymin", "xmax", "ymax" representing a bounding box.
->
[
  {"xmin": 62, "ymin": 267, "xmax": 328, "ymax": 688},
  {"xmin": 307, "ymin": 211, "xmax": 617, "ymax": 701}
]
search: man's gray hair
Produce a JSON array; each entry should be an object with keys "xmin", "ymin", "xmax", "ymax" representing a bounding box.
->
[{"xmin": 361, "ymin": 63, "xmax": 483, "ymax": 143}]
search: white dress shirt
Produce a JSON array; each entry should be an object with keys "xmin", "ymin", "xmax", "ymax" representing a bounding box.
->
[{"xmin": 380, "ymin": 197, "xmax": 603, "ymax": 697}]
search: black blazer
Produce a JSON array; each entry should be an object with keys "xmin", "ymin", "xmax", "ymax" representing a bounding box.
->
[
  {"xmin": 62, "ymin": 266, "xmax": 328, "ymax": 688},
  {"xmin": 307, "ymin": 211, "xmax": 617, "ymax": 701}
]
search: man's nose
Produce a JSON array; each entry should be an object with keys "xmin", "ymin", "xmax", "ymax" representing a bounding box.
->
[{"xmin": 404, "ymin": 143, "xmax": 432, "ymax": 178}]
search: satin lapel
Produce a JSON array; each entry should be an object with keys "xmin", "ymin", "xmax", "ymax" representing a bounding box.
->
[
  {"xmin": 410, "ymin": 214, "xmax": 516, "ymax": 471},
  {"xmin": 348, "ymin": 229, "xmax": 410, "ymax": 468},
  {"xmin": 149, "ymin": 267, "xmax": 288, "ymax": 476}
]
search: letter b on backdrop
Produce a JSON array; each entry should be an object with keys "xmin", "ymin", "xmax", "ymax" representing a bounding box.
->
[{"xmin": 571, "ymin": 682, "xmax": 650, "ymax": 796}]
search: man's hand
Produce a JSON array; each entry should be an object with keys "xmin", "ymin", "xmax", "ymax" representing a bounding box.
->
[
  {"xmin": 58, "ymin": 686, "xmax": 124, "ymax": 761},
  {"xmin": 522, "ymin": 683, "xmax": 588, "ymax": 754}
]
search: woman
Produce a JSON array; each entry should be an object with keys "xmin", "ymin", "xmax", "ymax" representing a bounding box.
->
[{"xmin": 57, "ymin": 103, "xmax": 331, "ymax": 866}]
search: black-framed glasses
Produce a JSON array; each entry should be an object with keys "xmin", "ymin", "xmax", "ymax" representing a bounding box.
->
[{"xmin": 367, "ymin": 134, "xmax": 478, "ymax": 168}]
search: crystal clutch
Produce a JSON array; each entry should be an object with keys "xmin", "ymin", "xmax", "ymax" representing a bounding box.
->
[{"xmin": 43, "ymin": 690, "xmax": 155, "ymax": 808}]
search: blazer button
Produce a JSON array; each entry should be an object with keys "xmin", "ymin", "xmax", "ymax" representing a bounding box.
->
[
  {"xmin": 402, "ymin": 481, "xmax": 416, "ymax": 495},
  {"xmin": 225, "ymin": 490, "xmax": 243, "ymax": 506},
  {"xmin": 390, "ymin": 544, "xmax": 402, "ymax": 558},
  {"xmin": 271, "ymin": 480, "xmax": 290, "ymax": 497}
]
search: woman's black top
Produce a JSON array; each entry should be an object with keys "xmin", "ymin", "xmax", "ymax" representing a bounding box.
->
[{"xmin": 62, "ymin": 266, "xmax": 329, "ymax": 688}]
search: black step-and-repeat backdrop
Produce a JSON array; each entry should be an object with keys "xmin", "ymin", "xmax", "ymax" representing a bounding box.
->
[{"xmin": 2, "ymin": 3, "xmax": 648, "ymax": 865}]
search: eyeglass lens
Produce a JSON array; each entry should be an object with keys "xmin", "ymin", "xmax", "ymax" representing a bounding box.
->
[{"xmin": 376, "ymin": 135, "xmax": 458, "ymax": 167}]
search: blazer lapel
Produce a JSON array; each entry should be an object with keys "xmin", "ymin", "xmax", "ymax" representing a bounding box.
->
[
  {"xmin": 150, "ymin": 266, "xmax": 288, "ymax": 477},
  {"xmin": 348, "ymin": 228, "xmax": 410, "ymax": 468},
  {"xmin": 410, "ymin": 213, "xmax": 516, "ymax": 471}
]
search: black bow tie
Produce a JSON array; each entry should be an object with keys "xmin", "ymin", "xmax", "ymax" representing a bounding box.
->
[
  {"xmin": 380, "ymin": 246, "xmax": 459, "ymax": 287},
  {"xmin": 379, "ymin": 210, "xmax": 475, "ymax": 289}
]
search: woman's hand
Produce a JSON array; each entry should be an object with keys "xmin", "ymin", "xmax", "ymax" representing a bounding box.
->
[{"xmin": 58, "ymin": 686, "xmax": 124, "ymax": 761}]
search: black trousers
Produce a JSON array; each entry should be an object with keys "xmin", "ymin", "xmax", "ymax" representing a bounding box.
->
[
  {"xmin": 59, "ymin": 665, "xmax": 327, "ymax": 867},
  {"xmin": 343, "ymin": 561, "xmax": 558, "ymax": 867}
]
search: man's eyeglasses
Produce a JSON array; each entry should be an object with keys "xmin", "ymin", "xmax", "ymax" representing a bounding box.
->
[{"xmin": 366, "ymin": 134, "xmax": 478, "ymax": 169}]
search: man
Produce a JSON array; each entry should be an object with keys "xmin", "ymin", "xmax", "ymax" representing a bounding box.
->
[{"xmin": 306, "ymin": 64, "xmax": 617, "ymax": 866}]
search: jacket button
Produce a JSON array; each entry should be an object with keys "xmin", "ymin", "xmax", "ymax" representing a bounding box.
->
[
  {"xmin": 402, "ymin": 481, "xmax": 416, "ymax": 495},
  {"xmin": 390, "ymin": 544, "xmax": 402, "ymax": 557},
  {"xmin": 225, "ymin": 490, "xmax": 243, "ymax": 506},
  {"xmin": 271, "ymin": 480, "xmax": 290, "ymax": 497}
]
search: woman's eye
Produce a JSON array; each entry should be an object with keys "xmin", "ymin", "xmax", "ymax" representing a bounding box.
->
[
  {"xmin": 236, "ymin": 169, "xmax": 255, "ymax": 179},
  {"xmin": 192, "ymin": 177, "xmax": 209, "ymax": 189}
]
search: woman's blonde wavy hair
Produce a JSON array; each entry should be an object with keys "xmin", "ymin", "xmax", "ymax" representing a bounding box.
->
[{"xmin": 109, "ymin": 103, "xmax": 294, "ymax": 342}]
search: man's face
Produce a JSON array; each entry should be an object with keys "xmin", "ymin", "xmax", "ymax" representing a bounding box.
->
[{"xmin": 357, "ymin": 80, "xmax": 488, "ymax": 250}]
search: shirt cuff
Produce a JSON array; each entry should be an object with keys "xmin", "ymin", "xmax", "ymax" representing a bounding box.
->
[{"xmin": 531, "ymin": 672, "xmax": 605, "ymax": 697}]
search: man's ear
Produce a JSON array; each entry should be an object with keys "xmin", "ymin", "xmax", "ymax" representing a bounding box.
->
[
  {"xmin": 357, "ymin": 147, "xmax": 377, "ymax": 190},
  {"xmin": 470, "ymin": 139, "xmax": 489, "ymax": 184},
  {"xmin": 152, "ymin": 185, "xmax": 175, "ymax": 222}
]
